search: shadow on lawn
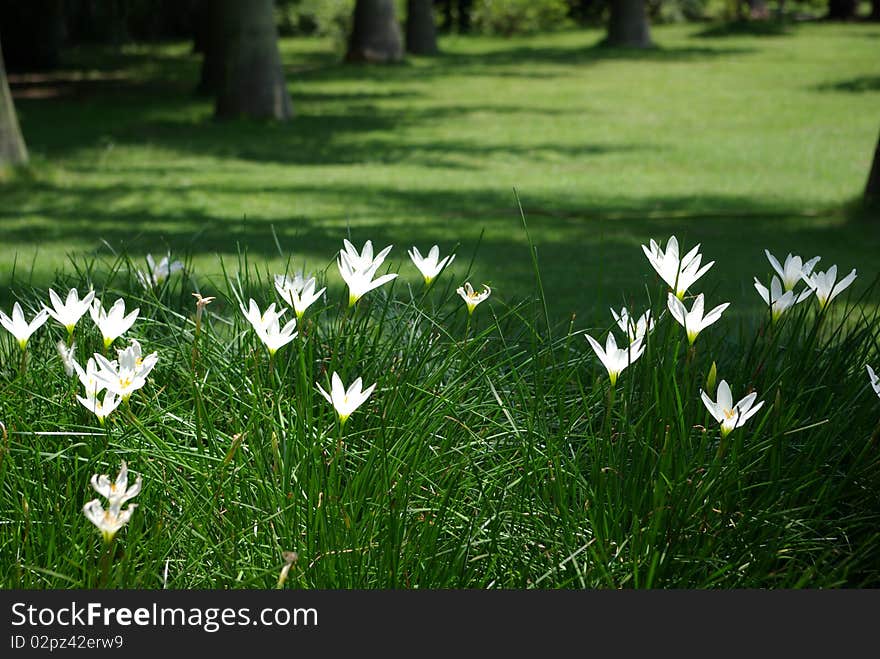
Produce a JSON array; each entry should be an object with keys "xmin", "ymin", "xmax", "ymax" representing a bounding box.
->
[
  {"xmin": 691, "ymin": 20, "xmax": 795, "ymax": 39},
  {"xmin": 297, "ymin": 41, "xmax": 758, "ymax": 84},
  {"xmin": 3, "ymin": 171, "xmax": 879, "ymax": 320},
  {"xmin": 813, "ymin": 75, "xmax": 880, "ymax": 94}
]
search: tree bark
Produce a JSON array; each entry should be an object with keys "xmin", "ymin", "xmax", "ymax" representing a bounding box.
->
[
  {"xmin": 214, "ymin": 0, "xmax": 293, "ymax": 120},
  {"xmin": 0, "ymin": 36, "xmax": 28, "ymax": 166},
  {"xmin": 606, "ymin": 0, "xmax": 653, "ymax": 48},
  {"xmin": 866, "ymin": 131, "xmax": 880, "ymax": 204},
  {"xmin": 197, "ymin": 0, "xmax": 225, "ymax": 96},
  {"xmin": 406, "ymin": 0, "xmax": 438, "ymax": 55},
  {"xmin": 346, "ymin": 0, "xmax": 404, "ymax": 63}
]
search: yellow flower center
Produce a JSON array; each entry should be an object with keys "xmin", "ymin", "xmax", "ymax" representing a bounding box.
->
[{"xmin": 723, "ymin": 408, "xmax": 736, "ymax": 420}]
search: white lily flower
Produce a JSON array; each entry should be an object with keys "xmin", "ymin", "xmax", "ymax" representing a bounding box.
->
[
  {"xmin": 338, "ymin": 250, "xmax": 398, "ymax": 307},
  {"xmin": 585, "ymin": 332, "xmax": 645, "ymax": 385},
  {"xmin": 73, "ymin": 356, "xmax": 105, "ymax": 397},
  {"xmin": 316, "ymin": 372, "xmax": 376, "ymax": 426},
  {"xmin": 93, "ymin": 340, "xmax": 157, "ymax": 401},
  {"xmin": 77, "ymin": 389, "xmax": 122, "ymax": 424},
  {"xmin": 0, "ymin": 302, "xmax": 49, "ymax": 350},
  {"xmin": 764, "ymin": 250, "xmax": 820, "ymax": 292},
  {"xmin": 137, "ymin": 253, "xmax": 184, "ymax": 289},
  {"xmin": 240, "ymin": 298, "xmax": 284, "ymax": 334},
  {"xmin": 90, "ymin": 298, "xmax": 139, "ymax": 349},
  {"xmin": 700, "ymin": 380, "xmax": 765, "ymax": 438},
  {"xmin": 456, "ymin": 282, "xmax": 491, "ymax": 315},
  {"xmin": 274, "ymin": 274, "xmax": 326, "ymax": 320},
  {"xmin": 91, "ymin": 460, "xmax": 142, "ymax": 507},
  {"xmin": 642, "ymin": 236, "xmax": 714, "ymax": 299},
  {"xmin": 667, "ymin": 293, "xmax": 729, "ymax": 345},
  {"xmin": 261, "ymin": 316, "xmax": 298, "ymax": 355},
  {"xmin": 753, "ymin": 275, "xmax": 812, "ymax": 323},
  {"xmin": 341, "ymin": 239, "xmax": 393, "ymax": 272},
  {"xmin": 409, "ymin": 245, "xmax": 455, "ymax": 285},
  {"xmin": 56, "ymin": 340, "xmax": 77, "ymax": 377},
  {"xmin": 45, "ymin": 288, "xmax": 95, "ymax": 335},
  {"xmin": 802, "ymin": 265, "xmax": 857, "ymax": 310},
  {"xmin": 240, "ymin": 299, "xmax": 297, "ymax": 354},
  {"xmin": 83, "ymin": 461, "xmax": 141, "ymax": 543},
  {"xmin": 610, "ymin": 307, "xmax": 653, "ymax": 344},
  {"xmin": 867, "ymin": 365, "xmax": 880, "ymax": 399}
]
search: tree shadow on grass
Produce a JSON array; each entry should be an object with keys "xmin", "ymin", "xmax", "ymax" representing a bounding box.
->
[
  {"xmin": 3, "ymin": 176, "xmax": 879, "ymax": 319},
  {"xmin": 691, "ymin": 20, "xmax": 795, "ymax": 39},
  {"xmin": 297, "ymin": 41, "xmax": 758, "ymax": 84},
  {"xmin": 813, "ymin": 75, "xmax": 880, "ymax": 94}
]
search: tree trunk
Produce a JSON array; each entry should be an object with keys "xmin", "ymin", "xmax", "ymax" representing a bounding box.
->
[
  {"xmin": 606, "ymin": 0, "xmax": 653, "ymax": 48},
  {"xmin": 0, "ymin": 36, "xmax": 28, "ymax": 166},
  {"xmin": 197, "ymin": 0, "xmax": 224, "ymax": 96},
  {"xmin": 346, "ymin": 0, "xmax": 404, "ymax": 63},
  {"xmin": 214, "ymin": 0, "xmax": 293, "ymax": 120},
  {"xmin": 406, "ymin": 0, "xmax": 438, "ymax": 55},
  {"xmin": 870, "ymin": 0, "xmax": 880, "ymax": 21},
  {"xmin": 866, "ymin": 131, "xmax": 880, "ymax": 204},
  {"xmin": 826, "ymin": 0, "xmax": 857, "ymax": 20}
]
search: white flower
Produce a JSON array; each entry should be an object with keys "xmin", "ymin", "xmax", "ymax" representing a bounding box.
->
[
  {"xmin": 45, "ymin": 288, "xmax": 95, "ymax": 335},
  {"xmin": 753, "ymin": 275, "xmax": 812, "ymax": 323},
  {"xmin": 802, "ymin": 265, "xmax": 857, "ymax": 310},
  {"xmin": 764, "ymin": 250, "xmax": 820, "ymax": 292},
  {"xmin": 137, "ymin": 253, "xmax": 183, "ymax": 289},
  {"xmin": 341, "ymin": 239, "xmax": 393, "ymax": 272},
  {"xmin": 77, "ymin": 389, "xmax": 122, "ymax": 424},
  {"xmin": 56, "ymin": 340, "xmax": 77, "ymax": 377},
  {"xmin": 867, "ymin": 365, "xmax": 880, "ymax": 399},
  {"xmin": 240, "ymin": 299, "xmax": 298, "ymax": 355},
  {"xmin": 73, "ymin": 356, "xmax": 105, "ymax": 397},
  {"xmin": 90, "ymin": 298, "xmax": 139, "ymax": 349},
  {"xmin": 274, "ymin": 274, "xmax": 325, "ymax": 319},
  {"xmin": 408, "ymin": 245, "xmax": 455, "ymax": 285},
  {"xmin": 316, "ymin": 372, "xmax": 376, "ymax": 426},
  {"xmin": 261, "ymin": 316, "xmax": 298, "ymax": 355},
  {"xmin": 642, "ymin": 236, "xmax": 714, "ymax": 299},
  {"xmin": 83, "ymin": 462, "xmax": 141, "ymax": 542},
  {"xmin": 93, "ymin": 340, "xmax": 158, "ymax": 401},
  {"xmin": 240, "ymin": 298, "xmax": 284, "ymax": 333},
  {"xmin": 0, "ymin": 302, "xmax": 49, "ymax": 350},
  {"xmin": 585, "ymin": 332, "xmax": 645, "ymax": 385},
  {"xmin": 700, "ymin": 380, "xmax": 765, "ymax": 438},
  {"xmin": 610, "ymin": 307, "xmax": 653, "ymax": 344},
  {"xmin": 456, "ymin": 282, "xmax": 491, "ymax": 315},
  {"xmin": 338, "ymin": 250, "xmax": 398, "ymax": 307},
  {"xmin": 667, "ymin": 293, "xmax": 729, "ymax": 345}
]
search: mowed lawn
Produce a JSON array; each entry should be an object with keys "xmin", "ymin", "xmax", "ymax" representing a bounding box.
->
[{"xmin": 2, "ymin": 22, "xmax": 879, "ymax": 322}]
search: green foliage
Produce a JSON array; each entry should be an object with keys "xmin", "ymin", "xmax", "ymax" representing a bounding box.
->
[
  {"xmin": 276, "ymin": 0, "xmax": 355, "ymax": 48},
  {"xmin": 471, "ymin": 0, "xmax": 572, "ymax": 36}
]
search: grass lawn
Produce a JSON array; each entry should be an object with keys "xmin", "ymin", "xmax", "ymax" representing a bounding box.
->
[
  {"xmin": 2, "ymin": 22, "xmax": 879, "ymax": 324},
  {"xmin": 2, "ymin": 22, "xmax": 880, "ymax": 589}
]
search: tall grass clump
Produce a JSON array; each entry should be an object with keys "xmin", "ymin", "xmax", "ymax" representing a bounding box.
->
[{"xmin": 1, "ymin": 220, "xmax": 879, "ymax": 589}]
